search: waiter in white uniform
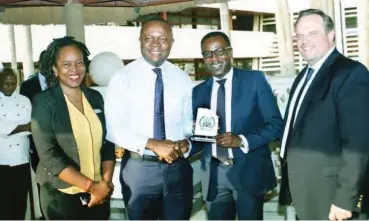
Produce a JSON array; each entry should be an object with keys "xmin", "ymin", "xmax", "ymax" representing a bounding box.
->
[{"xmin": 0, "ymin": 68, "xmax": 32, "ymax": 220}]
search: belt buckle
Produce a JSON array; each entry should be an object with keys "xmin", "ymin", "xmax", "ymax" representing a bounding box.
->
[{"xmin": 223, "ymin": 159, "xmax": 234, "ymax": 166}]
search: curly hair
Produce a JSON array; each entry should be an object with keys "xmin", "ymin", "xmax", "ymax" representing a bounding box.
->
[{"xmin": 42, "ymin": 36, "xmax": 90, "ymax": 88}]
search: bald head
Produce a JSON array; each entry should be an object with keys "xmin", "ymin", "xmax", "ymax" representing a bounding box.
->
[
  {"xmin": 140, "ymin": 18, "xmax": 173, "ymax": 37},
  {"xmin": 139, "ymin": 18, "xmax": 174, "ymax": 67},
  {"xmin": 0, "ymin": 68, "xmax": 17, "ymax": 96}
]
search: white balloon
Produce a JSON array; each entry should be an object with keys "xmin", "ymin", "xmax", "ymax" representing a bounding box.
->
[{"xmin": 89, "ymin": 52, "xmax": 124, "ymax": 86}]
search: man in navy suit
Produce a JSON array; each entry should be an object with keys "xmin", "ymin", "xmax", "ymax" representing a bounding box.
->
[
  {"xmin": 20, "ymin": 50, "xmax": 47, "ymax": 172},
  {"xmin": 278, "ymin": 9, "xmax": 369, "ymax": 220},
  {"xmin": 192, "ymin": 31, "xmax": 283, "ymax": 220}
]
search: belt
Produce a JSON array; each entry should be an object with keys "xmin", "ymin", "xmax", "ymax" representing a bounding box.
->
[
  {"xmin": 212, "ymin": 157, "xmax": 234, "ymax": 166},
  {"xmin": 129, "ymin": 151, "xmax": 165, "ymax": 163}
]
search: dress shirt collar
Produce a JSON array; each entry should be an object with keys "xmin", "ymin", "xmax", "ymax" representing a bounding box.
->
[
  {"xmin": 309, "ymin": 46, "xmax": 336, "ymax": 71},
  {"xmin": 38, "ymin": 72, "xmax": 48, "ymax": 91},
  {"xmin": 213, "ymin": 67, "xmax": 234, "ymax": 84},
  {"xmin": 0, "ymin": 91, "xmax": 16, "ymax": 99},
  {"xmin": 140, "ymin": 57, "xmax": 169, "ymax": 76}
]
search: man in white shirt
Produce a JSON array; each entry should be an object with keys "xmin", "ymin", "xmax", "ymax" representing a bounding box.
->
[
  {"xmin": 279, "ymin": 9, "xmax": 369, "ymax": 220},
  {"xmin": 192, "ymin": 31, "xmax": 282, "ymax": 220},
  {"xmin": 105, "ymin": 18, "xmax": 193, "ymax": 220},
  {"xmin": 0, "ymin": 68, "xmax": 32, "ymax": 220}
]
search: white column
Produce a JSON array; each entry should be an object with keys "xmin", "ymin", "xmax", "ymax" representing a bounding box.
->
[
  {"xmin": 64, "ymin": 1, "xmax": 85, "ymax": 43},
  {"xmin": 21, "ymin": 25, "xmax": 34, "ymax": 81},
  {"xmin": 333, "ymin": 0, "xmax": 343, "ymax": 53},
  {"xmin": 275, "ymin": 0, "xmax": 295, "ymax": 75},
  {"xmin": 219, "ymin": 1, "xmax": 231, "ymax": 42},
  {"xmin": 357, "ymin": 0, "xmax": 369, "ymax": 68},
  {"xmin": 252, "ymin": 14, "xmax": 260, "ymax": 70},
  {"xmin": 8, "ymin": 25, "xmax": 19, "ymax": 82}
]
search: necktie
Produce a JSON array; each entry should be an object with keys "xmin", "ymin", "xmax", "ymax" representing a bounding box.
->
[
  {"xmin": 153, "ymin": 68, "xmax": 166, "ymax": 140},
  {"xmin": 282, "ymin": 67, "xmax": 314, "ymax": 158},
  {"xmin": 216, "ymin": 79, "xmax": 229, "ymax": 162}
]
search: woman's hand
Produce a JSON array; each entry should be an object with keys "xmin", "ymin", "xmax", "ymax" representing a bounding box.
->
[{"xmin": 87, "ymin": 181, "xmax": 113, "ymax": 208}]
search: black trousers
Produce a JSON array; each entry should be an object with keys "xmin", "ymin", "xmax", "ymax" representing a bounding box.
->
[
  {"xmin": 0, "ymin": 163, "xmax": 31, "ymax": 220},
  {"xmin": 40, "ymin": 183, "xmax": 110, "ymax": 220},
  {"xmin": 121, "ymin": 157, "xmax": 193, "ymax": 220}
]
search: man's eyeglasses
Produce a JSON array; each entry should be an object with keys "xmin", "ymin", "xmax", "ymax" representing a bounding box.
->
[{"xmin": 202, "ymin": 47, "xmax": 232, "ymax": 59}]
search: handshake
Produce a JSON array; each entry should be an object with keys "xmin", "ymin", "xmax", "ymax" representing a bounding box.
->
[{"xmin": 146, "ymin": 138, "xmax": 190, "ymax": 164}]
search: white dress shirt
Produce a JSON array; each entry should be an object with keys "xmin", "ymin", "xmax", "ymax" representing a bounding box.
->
[
  {"xmin": 280, "ymin": 47, "xmax": 336, "ymax": 158},
  {"xmin": 0, "ymin": 92, "xmax": 32, "ymax": 166},
  {"xmin": 211, "ymin": 68, "xmax": 249, "ymax": 158},
  {"xmin": 38, "ymin": 73, "xmax": 48, "ymax": 91},
  {"xmin": 105, "ymin": 57, "xmax": 193, "ymax": 156}
]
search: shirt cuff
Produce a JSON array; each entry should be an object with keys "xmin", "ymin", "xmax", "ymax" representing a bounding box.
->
[
  {"xmin": 239, "ymin": 135, "xmax": 249, "ymax": 154},
  {"xmin": 183, "ymin": 139, "xmax": 192, "ymax": 158}
]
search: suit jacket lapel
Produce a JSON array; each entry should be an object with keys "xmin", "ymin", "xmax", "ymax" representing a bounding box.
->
[
  {"xmin": 31, "ymin": 75, "xmax": 42, "ymax": 93},
  {"xmin": 231, "ymin": 68, "xmax": 242, "ymax": 132},
  {"xmin": 198, "ymin": 78, "xmax": 213, "ymax": 155},
  {"xmin": 51, "ymin": 84, "xmax": 78, "ymax": 149},
  {"xmin": 202, "ymin": 78, "xmax": 213, "ymax": 109},
  {"xmin": 293, "ymin": 49, "xmax": 340, "ymax": 130},
  {"xmin": 82, "ymin": 87, "xmax": 107, "ymax": 139}
]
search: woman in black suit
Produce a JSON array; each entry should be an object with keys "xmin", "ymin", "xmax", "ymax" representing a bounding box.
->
[{"xmin": 31, "ymin": 36, "xmax": 115, "ymax": 220}]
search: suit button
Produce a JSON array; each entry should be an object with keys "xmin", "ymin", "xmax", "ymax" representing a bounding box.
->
[
  {"xmin": 44, "ymin": 168, "xmax": 47, "ymax": 171},
  {"xmin": 48, "ymin": 173, "xmax": 51, "ymax": 175}
]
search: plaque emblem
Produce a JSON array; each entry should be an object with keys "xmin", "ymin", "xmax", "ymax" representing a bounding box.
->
[{"xmin": 191, "ymin": 108, "xmax": 218, "ymax": 142}]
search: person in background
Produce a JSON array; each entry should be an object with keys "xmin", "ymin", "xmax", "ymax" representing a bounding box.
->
[
  {"xmin": 31, "ymin": 36, "xmax": 115, "ymax": 220},
  {"xmin": 0, "ymin": 67, "xmax": 32, "ymax": 220},
  {"xmin": 279, "ymin": 9, "xmax": 369, "ymax": 220},
  {"xmin": 105, "ymin": 18, "xmax": 193, "ymax": 220},
  {"xmin": 191, "ymin": 31, "xmax": 282, "ymax": 220},
  {"xmin": 20, "ymin": 50, "xmax": 47, "ymax": 172}
]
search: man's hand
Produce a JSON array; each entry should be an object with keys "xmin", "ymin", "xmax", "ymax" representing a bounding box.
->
[
  {"xmin": 216, "ymin": 132, "xmax": 242, "ymax": 148},
  {"xmin": 174, "ymin": 139, "xmax": 190, "ymax": 156},
  {"xmin": 328, "ymin": 204, "xmax": 352, "ymax": 221},
  {"xmin": 147, "ymin": 139, "xmax": 182, "ymax": 163}
]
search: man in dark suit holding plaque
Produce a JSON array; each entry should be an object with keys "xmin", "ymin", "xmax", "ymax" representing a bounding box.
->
[{"xmin": 191, "ymin": 31, "xmax": 283, "ymax": 220}]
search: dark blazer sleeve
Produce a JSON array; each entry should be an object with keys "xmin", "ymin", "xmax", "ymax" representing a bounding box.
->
[
  {"xmin": 93, "ymin": 90, "xmax": 115, "ymax": 162},
  {"xmin": 189, "ymin": 85, "xmax": 203, "ymax": 156},
  {"xmin": 31, "ymin": 93, "xmax": 71, "ymax": 176},
  {"xmin": 19, "ymin": 80, "xmax": 32, "ymax": 101},
  {"xmin": 333, "ymin": 62, "xmax": 369, "ymax": 210},
  {"xmin": 245, "ymin": 72, "xmax": 283, "ymax": 150}
]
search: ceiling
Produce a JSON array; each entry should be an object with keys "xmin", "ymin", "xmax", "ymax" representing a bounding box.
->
[{"xmin": 0, "ymin": 0, "xmax": 196, "ymax": 7}]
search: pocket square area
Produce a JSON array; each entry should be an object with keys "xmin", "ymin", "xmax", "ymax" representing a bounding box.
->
[{"xmin": 94, "ymin": 109, "xmax": 102, "ymax": 113}]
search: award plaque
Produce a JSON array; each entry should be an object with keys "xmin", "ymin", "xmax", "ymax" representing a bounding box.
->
[{"xmin": 191, "ymin": 108, "xmax": 218, "ymax": 142}]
